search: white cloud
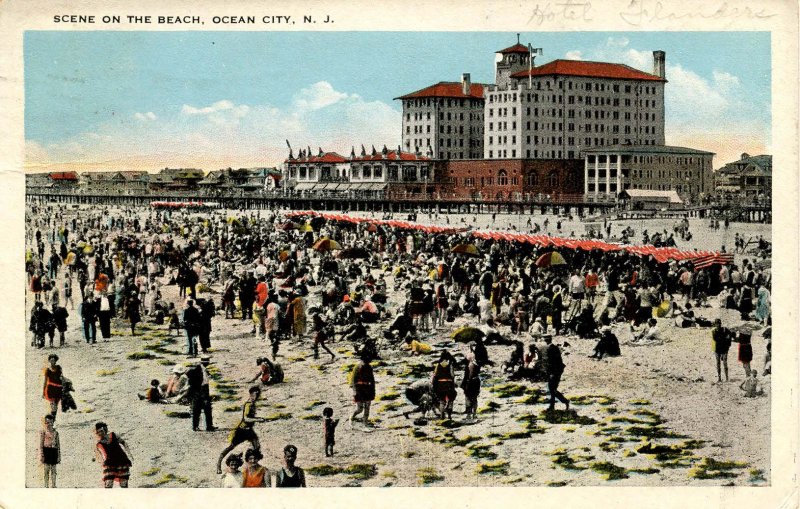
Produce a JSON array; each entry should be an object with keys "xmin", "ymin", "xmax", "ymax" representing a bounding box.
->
[
  {"xmin": 25, "ymin": 140, "xmax": 51, "ymax": 163},
  {"xmin": 134, "ymin": 111, "xmax": 157, "ymax": 121},
  {"xmin": 292, "ymin": 81, "xmax": 348, "ymax": 113},
  {"xmin": 26, "ymin": 81, "xmax": 402, "ymax": 170},
  {"xmin": 565, "ymin": 50, "xmax": 583, "ymax": 60},
  {"xmin": 569, "ymin": 37, "xmax": 770, "ymax": 164},
  {"xmin": 182, "ymin": 100, "xmax": 236, "ymax": 115}
]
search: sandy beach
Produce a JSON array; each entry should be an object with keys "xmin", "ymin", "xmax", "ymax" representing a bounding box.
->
[{"xmin": 25, "ymin": 209, "xmax": 771, "ymax": 488}]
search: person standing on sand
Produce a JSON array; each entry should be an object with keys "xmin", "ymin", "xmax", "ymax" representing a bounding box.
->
[
  {"xmin": 544, "ymin": 335, "xmax": 569, "ymax": 412},
  {"xmin": 183, "ymin": 299, "xmax": 201, "ymax": 357},
  {"xmin": 431, "ymin": 350, "xmax": 457, "ymax": 420},
  {"xmin": 220, "ymin": 453, "xmax": 244, "ymax": 488},
  {"xmin": 461, "ymin": 343, "xmax": 481, "ymax": 422},
  {"xmin": 323, "ymin": 407, "xmax": 339, "ymax": 457},
  {"xmin": 42, "ymin": 354, "xmax": 63, "ymax": 417},
  {"xmin": 275, "ymin": 445, "xmax": 306, "ymax": 488},
  {"xmin": 39, "ymin": 413, "xmax": 60, "ymax": 488},
  {"xmin": 186, "ymin": 357, "xmax": 215, "ymax": 432},
  {"xmin": 217, "ymin": 386, "xmax": 266, "ymax": 474},
  {"xmin": 711, "ymin": 319, "xmax": 731, "ymax": 382},
  {"xmin": 93, "ymin": 422, "xmax": 133, "ymax": 488},
  {"xmin": 350, "ymin": 352, "xmax": 376, "ymax": 428},
  {"xmin": 242, "ymin": 448, "xmax": 270, "ymax": 487}
]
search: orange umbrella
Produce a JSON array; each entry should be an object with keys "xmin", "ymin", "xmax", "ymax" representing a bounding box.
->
[
  {"xmin": 451, "ymin": 244, "xmax": 480, "ymax": 256},
  {"xmin": 312, "ymin": 238, "xmax": 342, "ymax": 252}
]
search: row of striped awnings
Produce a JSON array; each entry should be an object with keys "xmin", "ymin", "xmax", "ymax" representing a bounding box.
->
[
  {"xmin": 691, "ymin": 252, "xmax": 736, "ymax": 271},
  {"xmin": 284, "ymin": 211, "xmax": 732, "ymax": 268},
  {"xmin": 285, "ymin": 210, "xmax": 468, "ymax": 235},
  {"xmin": 471, "ymin": 230, "xmax": 726, "ymax": 266}
]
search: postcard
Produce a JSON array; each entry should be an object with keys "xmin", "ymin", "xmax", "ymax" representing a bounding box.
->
[{"xmin": 0, "ymin": 0, "xmax": 796, "ymax": 508}]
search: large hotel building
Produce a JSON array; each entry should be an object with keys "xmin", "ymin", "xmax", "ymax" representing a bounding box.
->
[
  {"xmin": 396, "ymin": 42, "xmax": 666, "ymax": 162},
  {"xmin": 281, "ymin": 38, "xmax": 713, "ymax": 203}
]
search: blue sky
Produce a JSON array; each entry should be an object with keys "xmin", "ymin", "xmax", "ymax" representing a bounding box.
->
[{"xmin": 24, "ymin": 31, "xmax": 771, "ymax": 171}]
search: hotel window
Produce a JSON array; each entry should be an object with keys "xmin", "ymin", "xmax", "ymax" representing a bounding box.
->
[{"xmin": 498, "ymin": 170, "xmax": 508, "ymax": 186}]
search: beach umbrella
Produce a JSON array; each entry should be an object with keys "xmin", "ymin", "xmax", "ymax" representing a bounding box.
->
[
  {"xmin": 338, "ymin": 247, "xmax": 369, "ymax": 259},
  {"xmin": 82, "ymin": 245, "xmax": 95, "ymax": 255},
  {"xmin": 452, "ymin": 326, "xmax": 485, "ymax": 343},
  {"xmin": 298, "ymin": 223, "xmax": 314, "ymax": 233},
  {"xmin": 451, "ymin": 244, "xmax": 480, "ymax": 257},
  {"xmin": 313, "ymin": 238, "xmax": 342, "ymax": 252},
  {"xmin": 535, "ymin": 251, "xmax": 567, "ymax": 268}
]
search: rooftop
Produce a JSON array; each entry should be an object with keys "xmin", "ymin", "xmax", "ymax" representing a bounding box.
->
[
  {"xmin": 512, "ymin": 59, "xmax": 666, "ymax": 82},
  {"xmin": 352, "ymin": 150, "xmax": 429, "ymax": 162},
  {"xmin": 497, "ymin": 43, "xmax": 530, "ymax": 54},
  {"xmin": 395, "ymin": 81, "xmax": 487, "ymax": 100},
  {"xmin": 585, "ymin": 145, "xmax": 714, "ymax": 155}
]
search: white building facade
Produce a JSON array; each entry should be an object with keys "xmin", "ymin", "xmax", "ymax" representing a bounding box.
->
[
  {"xmin": 395, "ymin": 75, "xmax": 485, "ymax": 160},
  {"xmin": 485, "ymin": 46, "xmax": 666, "ymax": 161}
]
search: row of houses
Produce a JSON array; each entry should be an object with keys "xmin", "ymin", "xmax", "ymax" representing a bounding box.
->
[
  {"xmin": 714, "ymin": 153, "xmax": 772, "ymax": 203},
  {"xmin": 26, "ymin": 167, "xmax": 281, "ymax": 194},
  {"xmin": 26, "ymin": 150, "xmax": 770, "ymax": 209}
]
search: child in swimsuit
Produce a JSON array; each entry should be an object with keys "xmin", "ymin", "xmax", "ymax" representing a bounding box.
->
[{"xmin": 39, "ymin": 413, "xmax": 60, "ymax": 488}]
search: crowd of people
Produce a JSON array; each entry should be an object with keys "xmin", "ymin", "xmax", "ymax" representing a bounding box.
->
[{"xmin": 26, "ymin": 202, "xmax": 772, "ymax": 487}]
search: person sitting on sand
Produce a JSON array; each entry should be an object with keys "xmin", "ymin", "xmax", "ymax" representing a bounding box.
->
[
  {"xmin": 529, "ymin": 316, "xmax": 545, "ymax": 338},
  {"xmin": 502, "ymin": 341, "xmax": 525, "ymax": 375},
  {"xmin": 248, "ymin": 357, "xmax": 283, "ymax": 386},
  {"xmin": 673, "ymin": 302, "xmax": 696, "ymax": 328},
  {"xmin": 740, "ymin": 369, "xmax": 764, "ymax": 397},
  {"xmin": 403, "ymin": 336, "xmax": 432, "ymax": 356},
  {"xmin": 631, "ymin": 318, "xmax": 660, "ymax": 344},
  {"xmin": 137, "ymin": 379, "xmax": 164, "ymax": 403},
  {"xmin": 589, "ymin": 326, "xmax": 621, "ymax": 360}
]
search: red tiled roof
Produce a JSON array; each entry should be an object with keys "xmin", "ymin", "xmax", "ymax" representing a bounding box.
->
[
  {"xmin": 353, "ymin": 150, "xmax": 429, "ymax": 162},
  {"xmin": 49, "ymin": 171, "xmax": 78, "ymax": 181},
  {"xmin": 512, "ymin": 60, "xmax": 665, "ymax": 82},
  {"xmin": 497, "ymin": 43, "xmax": 529, "ymax": 54},
  {"xmin": 395, "ymin": 82, "xmax": 486, "ymax": 100},
  {"xmin": 286, "ymin": 152, "xmax": 348, "ymax": 164}
]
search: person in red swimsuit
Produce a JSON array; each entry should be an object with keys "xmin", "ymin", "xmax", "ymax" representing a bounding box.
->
[
  {"xmin": 94, "ymin": 422, "xmax": 133, "ymax": 488},
  {"xmin": 42, "ymin": 354, "xmax": 63, "ymax": 417}
]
